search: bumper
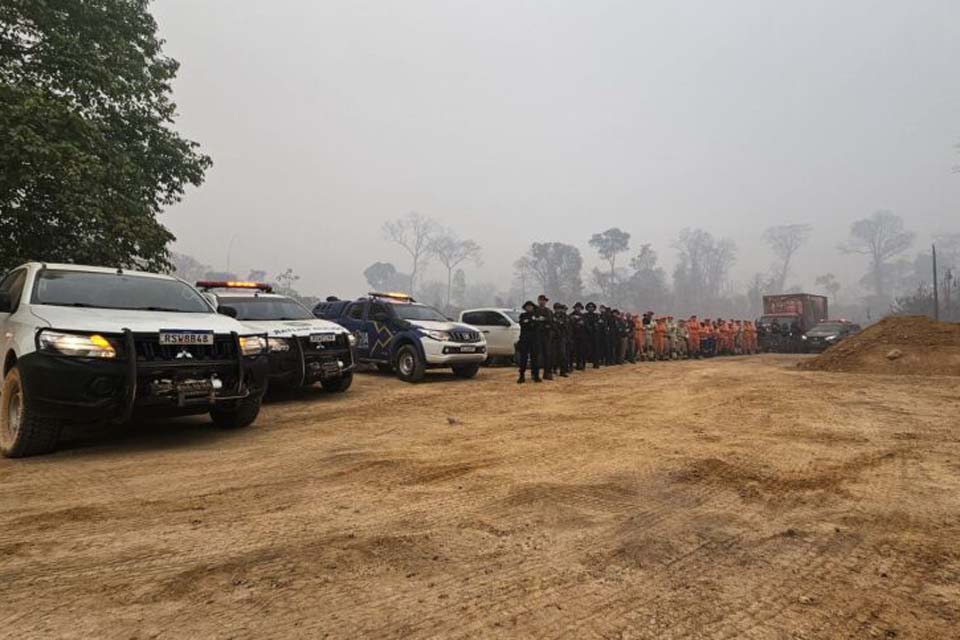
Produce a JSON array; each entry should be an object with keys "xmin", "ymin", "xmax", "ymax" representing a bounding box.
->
[
  {"xmin": 18, "ymin": 351, "xmax": 268, "ymax": 423},
  {"xmin": 266, "ymin": 344, "xmax": 355, "ymax": 386},
  {"xmin": 421, "ymin": 339, "xmax": 487, "ymax": 366}
]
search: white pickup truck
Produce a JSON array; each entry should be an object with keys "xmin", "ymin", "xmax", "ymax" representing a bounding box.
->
[{"xmin": 0, "ymin": 263, "xmax": 269, "ymax": 457}]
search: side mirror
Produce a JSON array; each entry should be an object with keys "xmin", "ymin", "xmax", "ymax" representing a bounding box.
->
[
  {"xmin": 218, "ymin": 305, "xmax": 238, "ymax": 318},
  {"xmin": 0, "ymin": 292, "xmax": 12, "ymax": 313}
]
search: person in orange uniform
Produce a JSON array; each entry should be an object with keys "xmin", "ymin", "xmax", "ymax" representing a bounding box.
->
[
  {"xmin": 653, "ymin": 316, "xmax": 667, "ymax": 360},
  {"xmin": 633, "ymin": 313, "xmax": 644, "ymax": 358},
  {"xmin": 744, "ymin": 320, "xmax": 756, "ymax": 354},
  {"xmin": 687, "ymin": 315, "xmax": 700, "ymax": 358}
]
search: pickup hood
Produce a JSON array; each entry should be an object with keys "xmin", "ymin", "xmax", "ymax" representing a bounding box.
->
[
  {"xmin": 29, "ymin": 305, "xmax": 249, "ymax": 335},
  {"xmin": 238, "ymin": 318, "xmax": 348, "ymax": 337},
  {"xmin": 409, "ymin": 320, "xmax": 482, "ymax": 334}
]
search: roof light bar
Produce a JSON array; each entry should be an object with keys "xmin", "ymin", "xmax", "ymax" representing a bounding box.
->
[{"xmin": 196, "ymin": 281, "xmax": 273, "ymax": 292}]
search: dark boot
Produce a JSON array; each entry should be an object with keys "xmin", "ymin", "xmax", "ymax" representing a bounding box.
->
[{"xmin": 517, "ymin": 372, "xmax": 526, "ymax": 384}]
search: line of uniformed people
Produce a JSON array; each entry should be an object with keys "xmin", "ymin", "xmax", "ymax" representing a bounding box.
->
[{"xmin": 515, "ymin": 294, "xmax": 758, "ymax": 383}]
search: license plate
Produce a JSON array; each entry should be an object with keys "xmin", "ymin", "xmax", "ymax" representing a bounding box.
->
[
  {"xmin": 310, "ymin": 333, "xmax": 337, "ymax": 343},
  {"xmin": 459, "ymin": 346, "xmax": 476, "ymax": 353},
  {"xmin": 159, "ymin": 330, "xmax": 214, "ymax": 345}
]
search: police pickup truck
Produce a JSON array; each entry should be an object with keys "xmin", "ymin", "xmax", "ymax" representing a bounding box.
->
[
  {"xmin": 197, "ymin": 281, "xmax": 355, "ymax": 392},
  {"xmin": 0, "ymin": 263, "xmax": 269, "ymax": 458},
  {"xmin": 314, "ymin": 292, "xmax": 486, "ymax": 382}
]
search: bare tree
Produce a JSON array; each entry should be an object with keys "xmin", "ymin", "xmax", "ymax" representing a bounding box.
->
[
  {"xmin": 763, "ymin": 224, "xmax": 811, "ymax": 291},
  {"xmin": 814, "ymin": 273, "xmax": 841, "ymax": 302},
  {"xmin": 512, "ymin": 256, "xmax": 533, "ymax": 302},
  {"xmin": 382, "ymin": 212, "xmax": 438, "ymax": 296},
  {"xmin": 427, "ymin": 231, "xmax": 482, "ymax": 307},
  {"xmin": 589, "ymin": 227, "xmax": 631, "ymax": 304},
  {"xmin": 672, "ymin": 228, "xmax": 737, "ymax": 313},
  {"xmin": 840, "ymin": 211, "xmax": 914, "ymax": 297}
]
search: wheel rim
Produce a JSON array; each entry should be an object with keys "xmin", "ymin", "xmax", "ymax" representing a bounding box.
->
[
  {"xmin": 398, "ymin": 352, "xmax": 415, "ymax": 376},
  {"xmin": 3, "ymin": 384, "xmax": 22, "ymax": 445}
]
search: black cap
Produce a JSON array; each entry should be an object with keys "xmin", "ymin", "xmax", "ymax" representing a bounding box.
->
[
  {"xmin": 522, "ymin": 300, "xmax": 536, "ymax": 310},
  {"xmin": 573, "ymin": 302, "xmax": 584, "ymax": 309},
  {"xmin": 586, "ymin": 301, "xmax": 596, "ymax": 310},
  {"xmin": 537, "ymin": 293, "xmax": 549, "ymax": 301}
]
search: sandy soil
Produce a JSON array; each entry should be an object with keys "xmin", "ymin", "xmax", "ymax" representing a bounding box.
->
[{"xmin": 1, "ymin": 355, "xmax": 959, "ymax": 639}]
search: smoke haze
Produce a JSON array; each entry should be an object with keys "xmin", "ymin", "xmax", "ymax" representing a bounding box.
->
[{"xmin": 152, "ymin": 0, "xmax": 960, "ymax": 300}]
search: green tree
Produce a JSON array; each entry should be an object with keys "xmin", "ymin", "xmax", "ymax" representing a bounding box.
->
[{"xmin": 0, "ymin": 0, "xmax": 211, "ymax": 273}]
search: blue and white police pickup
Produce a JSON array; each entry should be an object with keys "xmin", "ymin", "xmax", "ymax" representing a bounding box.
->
[
  {"xmin": 0, "ymin": 263, "xmax": 269, "ymax": 458},
  {"xmin": 314, "ymin": 292, "xmax": 487, "ymax": 383},
  {"xmin": 197, "ymin": 281, "xmax": 355, "ymax": 392}
]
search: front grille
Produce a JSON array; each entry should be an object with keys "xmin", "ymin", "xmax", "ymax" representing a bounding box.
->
[
  {"xmin": 296, "ymin": 333, "xmax": 351, "ymax": 353},
  {"xmin": 450, "ymin": 331, "xmax": 482, "ymax": 343},
  {"xmin": 133, "ymin": 334, "xmax": 237, "ymax": 363}
]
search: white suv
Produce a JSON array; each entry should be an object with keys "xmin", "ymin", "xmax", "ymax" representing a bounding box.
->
[
  {"xmin": 198, "ymin": 281, "xmax": 356, "ymax": 392},
  {"xmin": 0, "ymin": 263, "xmax": 270, "ymax": 457}
]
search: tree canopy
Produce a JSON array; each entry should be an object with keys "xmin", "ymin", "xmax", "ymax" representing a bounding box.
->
[{"xmin": 0, "ymin": 0, "xmax": 211, "ymax": 273}]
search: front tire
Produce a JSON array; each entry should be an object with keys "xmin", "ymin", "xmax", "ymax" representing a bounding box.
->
[
  {"xmin": 0, "ymin": 367, "xmax": 62, "ymax": 458},
  {"xmin": 394, "ymin": 345, "xmax": 426, "ymax": 383},
  {"xmin": 321, "ymin": 372, "xmax": 353, "ymax": 393},
  {"xmin": 210, "ymin": 396, "xmax": 262, "ymax": 430},
  {"xmin": 452, "ymin": 363, "xmax": 481, "ymax": 379}
]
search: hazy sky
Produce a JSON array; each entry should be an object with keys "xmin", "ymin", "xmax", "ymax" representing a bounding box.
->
[{"xmin": 153, "ymin": 0, "xmax": 960, "ymax": 298}]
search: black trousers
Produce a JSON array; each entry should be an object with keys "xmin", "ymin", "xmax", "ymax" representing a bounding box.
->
[
  {"xmin": 574, "ymin": 335, "xmax": 587, "ymax": 369},
  {"xmin": 539, "ymin": 335, "xmax": 553, "ymax": 377},
  {"xmin": 552, "ymin": 338, "xmax": 568, "ymax": 374},
  {"xmin": 517, "ymin": 340, "xmax": 539, "ymax": 378},
  {"xmin": 590, "ymin": 333, "xmax": 604, "ymax": 367}
]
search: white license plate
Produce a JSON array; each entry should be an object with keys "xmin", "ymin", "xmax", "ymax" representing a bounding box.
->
[
  {"xmin": 159, "ymin": 330, "xmax": 214, "ymax": 346},
  {"xmin": 459, "ymin": 346, "xmax": 476, "ymax": 353},
  {"xmin": 310, "ymin": 333, "xmax": 337, "ymax": 343}
]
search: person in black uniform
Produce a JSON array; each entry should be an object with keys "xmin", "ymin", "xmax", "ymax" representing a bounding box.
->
[
  {"xmin": 601, "ymin": 305, "xmax": 617, "ymax": 365},
  {"xmin": 570, "ymin": 302, "xmax": 588, "ymax": 371},
  {"xmin": 552, "ymin": 302, "xmax": 570, "ymax": 377},
  {"xmin": 536, "ymin": 294, "xmax": 554, "ymax": 380},
  {"xmin": 586, "ymin": 302, "xmax": 603, "ymax": 368},
  {"xmin": 515, "ymin": 300, "xmax": 541, "ymax": 383},
  {"xmin": 625, "ymin": 312, "xmax": 637, "ymax": 363}
]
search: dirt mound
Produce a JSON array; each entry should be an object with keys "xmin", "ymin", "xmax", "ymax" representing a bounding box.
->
[{"xmin": 799, "ymin": 315, "xmax": 960, "ymax": 376}]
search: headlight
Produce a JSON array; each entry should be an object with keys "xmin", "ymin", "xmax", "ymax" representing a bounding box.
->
[
  {"xmin": 801, "ymin": 335, "xmax": 808, "ymax": 340},
  {"xmin": 38, "ymin": 330, "xmax": 117, "ymax": 358},
  {"xmin": 825, "ymin": 335, "xmax": 837, "ymax": 341},
  {"xmin": 267, "ymin": 337, "xmax": 291, "ymax": 352},
  {"xmin": 421, "ymin": 329, "xmax": 451, "ymax": 341},
  {"xmin": 347, "ymin": 333, "xmax": 357, "ymax": 346},
  {"xmin": 239, "ymin": 335, "xmax": 267, "ymax": 356}
]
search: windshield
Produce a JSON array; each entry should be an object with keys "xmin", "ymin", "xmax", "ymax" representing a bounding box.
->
[
  {"xmin": 33, "ymin": 270, "xmax": 212, "ymax": 313},
  {"xmin": 505, "ymin": 310, "xmax": 521, "ymax": 323},
  {"xmin": 393, "ymin": 304, "xmax": 449, "ymax": 322},
  {"xmin": 807, "ymin": 323, "xmax": 847, "ymax": 336},
  {"xmin": 218, "ymin": 296, "xmax": 313, "ymax": 321}
]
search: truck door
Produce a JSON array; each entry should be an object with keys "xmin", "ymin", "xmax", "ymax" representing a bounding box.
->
[
  {"xmin": 338, "ymin": 301, "xmax": 369, "ymax": 358},
  {"xmin": 366, "ymin": 302, "xmax": 395, "ymax": 363}
]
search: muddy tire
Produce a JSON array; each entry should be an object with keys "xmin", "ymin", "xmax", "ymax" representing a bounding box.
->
[
  {"xmin": 210, "ymin": 396, "xmax": 261, "ymax": 430},
  {"xmin": 394, "ymin": 345, "xmax": 425, "ymax": 383},
  {"xmin": 321, "ymin": 372, "xmax": 353, "ymax": 393},
  {"xmin": 0, "ymin": 367, "xmax": 61, "ymax": 458},
  {"xmin": 452, "ymin": 363, "xmax": 480, "ymax": 379}
]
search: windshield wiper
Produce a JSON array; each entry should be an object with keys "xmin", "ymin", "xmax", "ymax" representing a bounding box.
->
[{"xmin": 136, "ymin": 306, "xmax": 192, "ymax": 313}]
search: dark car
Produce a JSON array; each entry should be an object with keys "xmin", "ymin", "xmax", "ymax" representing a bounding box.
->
[{"xmin": 802, "ymin": 321, "xmax": 861, "ymax": 352}]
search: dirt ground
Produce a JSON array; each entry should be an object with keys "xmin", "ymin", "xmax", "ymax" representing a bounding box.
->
[{"xmin": 1, "ymin": 355, "xmax": 959, "ymax": 640}]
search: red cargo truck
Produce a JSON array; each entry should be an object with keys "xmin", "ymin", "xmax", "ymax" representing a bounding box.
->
[{"xmin": 759, "ymin": 294, "xmax": 828, "ymax": 352}]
